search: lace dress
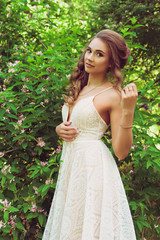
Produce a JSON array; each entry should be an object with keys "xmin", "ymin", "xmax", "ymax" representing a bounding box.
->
[{"xmin": 42, "ymin": 87, "xmax": 136, "ymax": 240}]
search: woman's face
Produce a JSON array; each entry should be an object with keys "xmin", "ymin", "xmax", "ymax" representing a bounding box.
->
[{"xmin": 84, "ymin": 37, "xmax": 110, "ymax": 75}]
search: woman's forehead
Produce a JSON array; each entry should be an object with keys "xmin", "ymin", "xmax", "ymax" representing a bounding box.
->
[{"xmin": 88, "ymin": 38, "xmax": 109, "ymax": 53}]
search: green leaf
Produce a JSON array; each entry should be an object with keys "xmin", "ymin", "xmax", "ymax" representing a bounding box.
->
[
  {"xmin": 23, "ymin": 202, "xmax": 30, "ymax": 213},
  {"xmin": 16, "ymin": 222, "xmax": 25, "ymax": 231},
  {"xmin": 6, "ymin": 113, "xmax": 19, "ymax": 120},
  {"xmin": 42, "ymin": 184, "xmax": 50, "ymax": 193},
  {"xmin": 0, "ymin": 204, "xmax": 4, "ymax": 210},
  {"xmin": 22, "ymin": 141, "xmax": 28, "ymax": 149},
  {"xmin": 153, "ymin": 159, "xmax": 160, "ymax": 167},
  {"xmin": 0, "ymin": 109, "xmax": 5, "ymax": 120},
  {"xmin": 38, "ymin": 214, "xmax": 43, "ymax": 226},
  {"xmin": 131, "ymin": 44, "xmax": 147, "ymax": 50},
  {"xmin": 6, "ymin": 102, "xmax": 17, "ymax": 113},
  {"xmin": 8, "ymin": 206, "xmax": 19, "ymax": 212},
  {"xmin": 8, "ymin": 184, "xmax": 17, "ymax": 191},
  {"xmin": 27, "ymin": 212, "xmax": 38, "ymax": 220},
  {"xmin": 146, "ymin": 160, "xmax": 152, "ymax": 169},
  {"xmin": 137, "ymin": 221, "xmax": 144, "ymax": 232},
  {"xmin": 30, "ymin": 169, "xmax": 39, "ymax": 178},
  {"xmin": 2, "ymin": 226, "xmax": 11, "ymax": 233},
  {"xmin": 13, "ymin": 230, "xmax": 18, "ymax": 240},
  {"xmin": 131, "ymin": 17, "xmax": 137, "ymax": 25},
  {"xmin": 13, "ymin": 134, "xmax": 37, "ymax": 142},
  {"xmin": 132, "ymin": 24, "xmax": 144, "ymax": 29},
  {"xmin": 4, "ymin": 210, "xmax": 9, "ymax": 222},
  {"xmin": 21, "ymin": 108, "xmax": 35, "ymax": 112},
  {"xmin": 28, "ymin": 166, "xmax": 38, "ymax": 171},
  {"xmin": 1, "ymin": 177, "xmax": 6, "ymax": 186}
]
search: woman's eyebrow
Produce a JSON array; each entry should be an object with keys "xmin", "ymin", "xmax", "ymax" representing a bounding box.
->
[{"xmin": 87, "ymin": 46, "xmax": 105, "ymax": 54}]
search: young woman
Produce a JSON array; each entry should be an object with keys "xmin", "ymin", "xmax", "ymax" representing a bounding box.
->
[{"xmin": 43, "ymin": 29, "xmax": 138, "ymax": 240}]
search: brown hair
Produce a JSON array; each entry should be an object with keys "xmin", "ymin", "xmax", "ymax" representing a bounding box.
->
[{"xmin": 64, "ymin": 29, "xmax": 130, "ymax": 105}]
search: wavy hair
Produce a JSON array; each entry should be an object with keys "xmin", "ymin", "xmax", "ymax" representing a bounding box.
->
[{"xmin": 64, "ymin": 29, "xmax": 130, "ymax": 105}]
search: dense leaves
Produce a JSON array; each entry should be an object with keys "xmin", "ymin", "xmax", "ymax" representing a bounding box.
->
[{"xmin": 0, "ymin": 0, "xmax": 159, "ymax": 239}]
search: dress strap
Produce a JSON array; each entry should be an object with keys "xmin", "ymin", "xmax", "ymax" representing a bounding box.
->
[{"xmin": 94, "ymin": 86, "xmax": 113, "ymax": 97}]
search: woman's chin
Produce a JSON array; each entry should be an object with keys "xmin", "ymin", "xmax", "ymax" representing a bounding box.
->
[{"xmin": 85, "ymin": 67, "xmax": 94, "ymax": 74}]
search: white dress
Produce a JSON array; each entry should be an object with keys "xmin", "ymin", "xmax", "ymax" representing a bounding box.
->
[{"xmin": 42, "ymin": 87, "xmax": 137, "ymax": 240}]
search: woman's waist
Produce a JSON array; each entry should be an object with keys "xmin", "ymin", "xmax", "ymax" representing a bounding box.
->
[{"xmin": 73, "ymin": 130, "xmax": 104, "ymax": 141}]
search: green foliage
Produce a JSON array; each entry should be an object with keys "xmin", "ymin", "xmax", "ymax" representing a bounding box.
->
[
  {"xmin": 0, "ymin": 0, "xmax": 159, "ymax": 239},
  {"xmin": 0, "ymin": 0, "xmax": 89, "ymax": 238}
]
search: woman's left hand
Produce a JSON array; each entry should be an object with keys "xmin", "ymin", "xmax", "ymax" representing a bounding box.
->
[{"xmin": 121, "ymin": 83, "xmax": 138, "ymax": 113}]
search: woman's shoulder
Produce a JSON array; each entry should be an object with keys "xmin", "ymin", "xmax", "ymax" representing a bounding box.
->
[
  {"xmin": 103, "ymin": 85, "xmax": 121, "ymax": 106},
  {"xmin": 99, "ymin": 86, "xmax": 121, "ymax": 110},
  {"xmin": 95, "ymin": 85, "xmax": 121, "ymax": 112}
]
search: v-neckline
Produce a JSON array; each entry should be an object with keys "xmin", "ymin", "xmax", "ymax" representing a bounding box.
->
[
  {"xmin": 66, "ymin": 86, "xmax": 113, "ymax": 122},
  {"xmin": 67, "ymin": 96, "xmax": 93, "ymax": 122}
]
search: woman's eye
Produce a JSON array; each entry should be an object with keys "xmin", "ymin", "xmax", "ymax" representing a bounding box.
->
[
  {"xmin": 86, "ymin": 48, "xmax": 91, "ymax": 53},
  {"xmin": 97, "ymin": 52, "xmax": 103, "ymax": 57}
]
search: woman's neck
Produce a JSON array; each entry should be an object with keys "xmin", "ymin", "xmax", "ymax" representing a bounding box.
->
[{"xmin": 87, "ymin": 74, "xmax": 108, "ymax": 87}]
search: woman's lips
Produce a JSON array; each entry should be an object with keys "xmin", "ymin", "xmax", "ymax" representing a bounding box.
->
[{"xmin": 86, "ymin": 63, "xmax": 94, "ymax": 68}]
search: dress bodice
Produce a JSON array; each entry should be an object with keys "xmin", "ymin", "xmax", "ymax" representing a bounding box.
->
[{"xmin": 62, "ymin": 95, "xmax": 109, "ymax": 141}]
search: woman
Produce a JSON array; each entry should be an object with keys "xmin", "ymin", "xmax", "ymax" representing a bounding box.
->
[{"xmin": 43, "ymin": 29, "xmax": 138, "ymax": 240}]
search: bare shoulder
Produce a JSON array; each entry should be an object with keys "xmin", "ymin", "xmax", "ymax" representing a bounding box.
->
[
  {"xmin": 102, "ymin": 87, "xmax": 121, "ymax": 109},
  {"xmin": 93, "ymin": 85, "xmax": 122, "ymax": 113}
]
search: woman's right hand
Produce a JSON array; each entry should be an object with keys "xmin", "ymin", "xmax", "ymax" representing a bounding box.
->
[{"xmin": 55, "ymin": 121, "xmax": 79, "ymax": 142}]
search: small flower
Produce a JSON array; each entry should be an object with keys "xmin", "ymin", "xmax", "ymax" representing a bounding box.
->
[
  {"xmin": 9, "ymin": 215, "xmax": 17, "ymax": 229},
  {"xmin": 30, "ymin": 203, "xmax": 37, "ymax": 212},
  {"xmin": 31, "ymin": 152, "xmax": 37, "ymax": 156},
  {"xmin": 0, "ymin": 221, "xmax": 3, "ymax": 229},
  {"xmin": 4, "ymin": 79, "xmax": 9, "ymax": 84},
  {"xmin": 40, "ymin": 102, "xmax": 45, "ymax": 107},
  {"xmin": 51, "ymin": 43, "xmax": 54, "ymax": 47},
  {"xmin": 44, "ymin": 99, "xmax": 49, "ymax": 103},
  {"xmin": 1, "ymin": 165, "xmax": 11, "ymax": 175},
  {"xmin": 0, "ymin": 152, "xmax": 5, "ymax": 158},
  {"xmin": 36, "ymin": 51, "xmax": 42, "ymax": 55},
  {"xmin": 143, "ymin": 145, "xmax": 149, "ymax": 150},
  {"xmin": 8, "ymin": 68, "xmax": 15, "ymax": 73},
  {"xmin": 66, "ymin": 74, "xmax": 71, "ymax": 78},
  {"xmin": 33, "ymin": 186, "xmax": 38, "ymax": 195},
  {"xmin": 1, "ymin": 199, "xmax": 11, "ymax": 209},
  {"xmin": 23, "ymin": 77, "xmax": 29, "ymax": 82},
  {"xmin": 37, "ymin": 137, "xmax": 46, "ymax": 147},
  {"xmin": 55, "ymin": 145, "xmax": 62, "ymax": 153},
  {"xmin": 45, "ymin": 179, "xmax": 53, "ymax": 185},
  {"xmin": 46, "ymin": 67, "xmax": 52, "ymax": 72},
  {"xmin": 41, "ymin": 87, "xmax": 45, "ymax": 92},
  {"xmin": 21, "ymin": 85, "xmax": 28, "ymax": 93},
  {"xmin": 0, "ymin": 220, "xmax": 6, "ymax": 229},
  {"xmin": 10, "ymin": 177, "xmax": 15, "ymax": 183},
  {"xmin": 40, "ymin": 161, "xmax": 48, "ymax": 166},
  {"xmin": 17, "ymin": 120, "xmax": 23, "ymax": 126},
  {"xmin": 14, "ymin": 125, "xmax": 20, "ymax": 130},
  {"xmin": 131, "ymin": 144, "xmax": 136, "ymax": 149},
  {"xmin": 38, "ymin": 209, "xmax": 44, "ymax": 213},
  {"xmin": 15, "ymin": 60, "xmax": 20, "ymax": 65}
]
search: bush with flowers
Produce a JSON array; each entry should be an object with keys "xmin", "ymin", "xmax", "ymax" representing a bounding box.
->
[{"xmin": 0, "ymin": 0, "xmax": 160, "ymax": 239}]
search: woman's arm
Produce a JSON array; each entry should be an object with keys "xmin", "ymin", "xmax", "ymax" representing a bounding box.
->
[{"xmin": 110, "ymin": 83, "xmax": 138, "ymax": 160}]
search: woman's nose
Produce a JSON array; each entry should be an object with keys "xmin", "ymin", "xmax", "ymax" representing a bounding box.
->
[{"xmin": 87, "ymin": 53, "xmax": 94, "ymax": 61}]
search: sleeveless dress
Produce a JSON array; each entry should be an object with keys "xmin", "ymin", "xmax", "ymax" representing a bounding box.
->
[{"xmin": 42, "ymin": 87, "xmax": 136, "ymax": 240}]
